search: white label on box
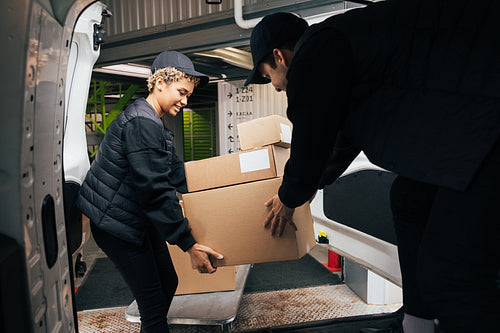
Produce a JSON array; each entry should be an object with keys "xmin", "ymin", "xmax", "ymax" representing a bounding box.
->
[
  {"xmin": 239, "ymin": 149, "xmax": 271, "ymax": 173},
  {"xmin": 280, "ymin": 123, "xmax": 292, "ymax": 143}
]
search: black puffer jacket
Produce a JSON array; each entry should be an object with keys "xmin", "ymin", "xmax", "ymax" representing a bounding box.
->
[
  {"xmin": 77, "ymin": 98, "xmax": 195, "ymax": 251},
  {"xmin": 279, "ymin": 0, "xmax": 500, "ymax": 208}
]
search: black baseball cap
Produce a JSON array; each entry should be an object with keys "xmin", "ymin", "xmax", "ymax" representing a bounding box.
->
[
  {"xmin": 151, "ymin": 51, "xmax": 209, "ymax": 87},
  {"xmin": 245, "ymin": 12, "xmax": 308, "ymax": 86}
]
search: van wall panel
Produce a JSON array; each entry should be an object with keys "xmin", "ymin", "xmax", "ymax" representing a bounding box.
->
[{"xmin": 103, "ymin": 0, "xmax": 269, "ymax": 36}]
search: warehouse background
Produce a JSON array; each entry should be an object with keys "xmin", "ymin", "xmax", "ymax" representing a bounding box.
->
[{"xmin": 86, "ymin": 1, "xmax": 362, "ymax": 161}]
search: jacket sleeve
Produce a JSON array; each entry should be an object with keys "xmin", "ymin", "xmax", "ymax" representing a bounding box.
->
[
  {"xmin": 317, "ymin": 131, "xmax": 361, "ymax": 189},
  {"xmin": 123, "ymin": 117, "xmax": 196, "ymax": 251},
  {"xmin": 279, "ymin": 27, "xmax": 354, "ymax": 208},
  {"xmin": 168, "ymin": 146, "xmax": 188, "ymax": 194}
]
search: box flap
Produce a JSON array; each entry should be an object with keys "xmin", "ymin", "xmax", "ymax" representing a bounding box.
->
[
  {"xmin": 272, "ymin": 146, "xmax": 290, "ymax": 177},
  {"xmin": 293, "ymin": 203, "xmax": 317, "ymax": 258}
]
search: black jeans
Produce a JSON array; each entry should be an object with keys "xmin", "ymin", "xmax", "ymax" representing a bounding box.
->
[
  {"xmin": 390, "ymin": 140, "xmax": 500, "ymax": 332},
  {"xmin": 90, "ymin": 223, "xmax": 178, "ymax": 333}
]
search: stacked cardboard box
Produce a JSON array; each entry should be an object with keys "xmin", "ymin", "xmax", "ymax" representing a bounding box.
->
[
  {"xmin": 237, "ymin": 115, "xmax": 293, "ymax": 150},
  {"xmin": 183, "ymin": 115, "xmax": 315, "ymax": 265},
  {"xmin": 184, "ymin": 145, "xmax": 290, "ymax": 192},
  {"xmin": 183, "ymin": 178, "xmax": 315, "ymax": 267},
  {"xmin": 174, "ymin": 115, "xmax": 315, "ymax": 294}
]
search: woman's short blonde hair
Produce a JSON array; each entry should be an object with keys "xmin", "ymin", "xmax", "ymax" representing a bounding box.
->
[{"xmin": 147, "ymin": 67, "xmax": 200, "ymax": 92}]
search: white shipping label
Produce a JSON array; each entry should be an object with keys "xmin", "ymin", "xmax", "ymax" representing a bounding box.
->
[
  {"xmin": 239, "ymin": 149, "xmax": 271, "ymax": 173},
  {"xmin": 280, "ymin": 123, "xmax": 292, "ymax": 143}
]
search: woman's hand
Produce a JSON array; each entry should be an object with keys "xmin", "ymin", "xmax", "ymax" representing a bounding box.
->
[{"xmin": 187, "ymin": 243, "xmax": 223, "ymax": 274}]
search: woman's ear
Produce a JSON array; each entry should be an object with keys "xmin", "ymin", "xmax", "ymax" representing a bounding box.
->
[{"xmin": 155, "ymin": 76, "xmax": 165, "ymax": 92}]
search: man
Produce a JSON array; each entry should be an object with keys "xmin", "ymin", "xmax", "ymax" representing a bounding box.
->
[{"xmin": 245, "ymin": 1, "xmax": 500, "ymax": 332}]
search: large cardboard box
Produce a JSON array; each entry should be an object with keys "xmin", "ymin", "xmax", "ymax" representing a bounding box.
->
[
  {"xmin": 237, "ymin": 115, "xmax": 293, "ymax": 150},
  {"xmin": 168, "ymin": 244, "xmax": 237, "ymax": 295},
  {"xmin": 185, "ymin": 145, "xmax": 290, "ymax": 192},
  {"xmin": 182, "ymin": 177, "xmax": 316, "ymax": 266}
]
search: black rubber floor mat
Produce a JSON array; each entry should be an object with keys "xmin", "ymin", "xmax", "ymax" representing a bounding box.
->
[
  {"xmin": 76, "ymin": 257, "xmax": 133, "ymax": 311},
  {"xmin": 244, "ymin": 254, "xmax": 342, "ymax": 293}
]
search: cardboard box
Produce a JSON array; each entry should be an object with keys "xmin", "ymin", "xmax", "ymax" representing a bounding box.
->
[
  {"xmin": 167, "ymin": 244, "xmax": 237, "ymax": 295},
  {"xmin": 237, "ymin": 115, "xmax": 293, "ymax": 150},
  {"xmin": 185, "ymin": 145, "xmax": 290, "ymax": 192},
  {"xmin": 182, "ymin": 177, "xmax": 316, "ymax": 266}
]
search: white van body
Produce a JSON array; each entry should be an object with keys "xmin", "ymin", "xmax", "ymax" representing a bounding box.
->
[{"xmin": 0, "ymin": 1, "xmax": 403, "ymax": 332}]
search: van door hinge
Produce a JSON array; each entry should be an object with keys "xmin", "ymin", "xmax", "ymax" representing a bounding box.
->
[{"xmin": 93, "ymin": 8, "xmax": 112, "ymax": 51}]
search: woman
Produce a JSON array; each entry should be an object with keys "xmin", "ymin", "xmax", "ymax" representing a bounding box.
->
[{"xmin": 77, "ymin": 51, "xmax": 222, "ymax": 332}]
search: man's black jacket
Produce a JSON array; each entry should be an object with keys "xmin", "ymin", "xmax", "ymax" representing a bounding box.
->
[{"xmin": 279, "ymin": 0, "xmax": 500, "ymax": 208}]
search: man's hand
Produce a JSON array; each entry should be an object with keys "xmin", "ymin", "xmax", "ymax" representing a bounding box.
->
[
  {"xmin": 264, "ymin": 194, "xmax": 296, "ymax": 237},
  {"xmin": 187, "ymin": 243, "xmax": 223, "ymax": 274}
]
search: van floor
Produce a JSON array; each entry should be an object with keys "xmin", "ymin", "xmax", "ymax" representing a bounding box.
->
[{"xmin": 76, "ymin": 234, "xmax": 401, "ymax": 332}]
